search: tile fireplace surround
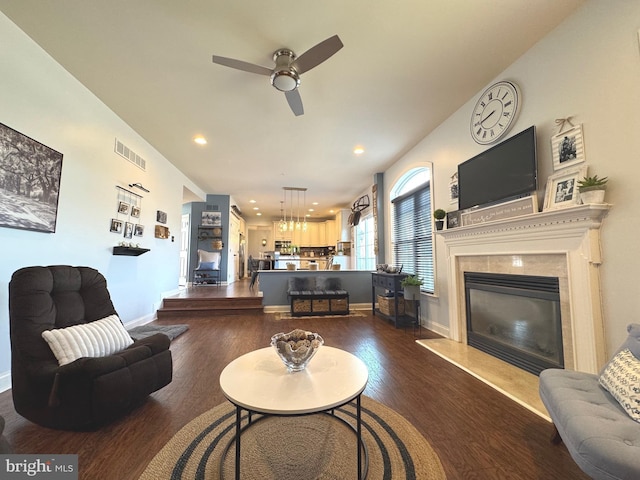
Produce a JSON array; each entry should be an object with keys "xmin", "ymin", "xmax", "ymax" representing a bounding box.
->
[{"xmin": 439, "ymin": 204, "xmax": 610, "ymax": 374}]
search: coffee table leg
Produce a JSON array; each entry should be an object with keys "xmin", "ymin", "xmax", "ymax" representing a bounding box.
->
[
  {"xmin": 357, "ymin": 394, "xmax": 362, "ymax": 480},
  {"xmin": 235, "ymin": 406, "xmax": 241, "ymax": 480}
]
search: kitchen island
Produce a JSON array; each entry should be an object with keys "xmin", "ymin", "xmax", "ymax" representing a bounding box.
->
[
  {"xmin": 276, "ymin": 255, "xmax": 331, "ymax": 270},
  {"xmin": 258, "ymin": 269, "xmax": 373, "ymax": 312}
]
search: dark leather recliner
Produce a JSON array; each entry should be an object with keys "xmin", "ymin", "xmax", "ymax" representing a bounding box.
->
[{"xmin": 9, "ymin": 266, "xmax": 173, "ymax": 430}]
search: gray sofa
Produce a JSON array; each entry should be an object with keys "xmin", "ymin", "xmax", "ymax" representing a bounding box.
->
[{"xmin": 539, "ymin": 324, "xmax": 640, "ymax": 480}]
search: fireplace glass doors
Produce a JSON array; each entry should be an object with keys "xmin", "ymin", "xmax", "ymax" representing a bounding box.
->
[{"xmin": 464, "ymin": 272, "xmax": 563, "ymax": 375}]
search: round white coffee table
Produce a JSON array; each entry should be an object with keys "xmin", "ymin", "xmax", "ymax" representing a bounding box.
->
[{"xmin": 219, "ymin": 346, "xmax": 369, "ymax": 479}]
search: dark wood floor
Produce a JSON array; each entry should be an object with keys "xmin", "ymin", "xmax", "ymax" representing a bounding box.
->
[{"xmin": 0, "ymin": 280, "xmax": 589, "ymax": 479}]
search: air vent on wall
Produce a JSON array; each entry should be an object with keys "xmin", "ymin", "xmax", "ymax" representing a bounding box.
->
[
  {"xmin": 206, "ymin": 204, "xmax": 219, "ymax": 211},
  {"xmin": 114, "ymin": 138, "xmax": 146, "ymax": 171}
]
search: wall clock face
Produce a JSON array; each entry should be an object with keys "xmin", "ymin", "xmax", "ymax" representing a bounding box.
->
[{"xmin": 470, "ymin": 81, "xmax": 520, "ymax": 145}]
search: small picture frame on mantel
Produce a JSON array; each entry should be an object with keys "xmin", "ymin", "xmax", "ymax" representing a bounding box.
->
[
  {"xmin": 551, "ymin": 124, "xmax": 585, "ymax": 171},
  {"xmin": 543, "ymin": 165, "xmax": 588, "ymax": 211}
]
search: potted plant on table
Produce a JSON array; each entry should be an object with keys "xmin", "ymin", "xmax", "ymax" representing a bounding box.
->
[
  {"xmin": 577, "ymin": 175, "xmax": 608, "ymax": 204},
  {"xmin": 433, "ymin": 209, "xmax": 447, "ymax": 231},
  {"xmin": 401, "ymin": 274, "xmax": 423, "ymax": 301}
]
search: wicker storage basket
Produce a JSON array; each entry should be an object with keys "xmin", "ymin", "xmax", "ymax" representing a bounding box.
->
[
  {"xmin": 292, "ymin": 299, "xmax": 311, "ymax": 313},
  {"xmin": 377, "ymin": 295, "xmax": 405, "ymax": 316},
  {"xmin": 330, "ymin": 298, "xmax": 349, "ymax": 312},
  {"xmin": 312, "ymin": 299, "xmax": 330, "ymax": 312}
]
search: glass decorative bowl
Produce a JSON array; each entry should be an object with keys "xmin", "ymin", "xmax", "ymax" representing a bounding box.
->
[{"xmin": 271, "ymin": 329, "xmax": 324, "ymax": 372}]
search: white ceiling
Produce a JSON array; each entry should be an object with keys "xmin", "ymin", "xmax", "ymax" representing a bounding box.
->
[{"xmin": 0, "ymin": 0, "xmax": 584, "ymax": 221}]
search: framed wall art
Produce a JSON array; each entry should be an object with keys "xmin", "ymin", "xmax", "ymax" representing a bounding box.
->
[
  {"xmin": 110, "ymin": 219, "xmax": 123, "ymax": 233},
  {"xmin": 118, "ymin": 201, "xmax": 130, "ymax": 214},
  {"xmin": 0, "ymin": 122, "xmax": 64, "ymax": 233},
  {"xmin": 156, "ymin": 210, "xmax": 167, "ymax": 224},
  {"xmin": 124, "ymin": 222, "xmax": 134, "ymax": 239},
  {"xmin": 551, "ymin": 124, "xmax": 585, "ymax": 171},
  {"xmin": 202, "ymin": 211, "xmax": 221, "ymax": 226},
  {"xmin": 134, "ymin": 224, "xmax": 144, "ymax": 237},
  {"xmin": 449, "ymin": 172, "xmax": 459, "ymax": 205},
  {"xmin": 131, "ymin": 206, "xmax": 140, "ymax": 218},
  {"xmin": 543, "ymin": 165, "xmax": 588, "ymax": 211}
]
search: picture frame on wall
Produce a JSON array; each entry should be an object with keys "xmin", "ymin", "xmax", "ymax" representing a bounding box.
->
[
  {"xmin": 551, "ymin": 124, "xmax": 585, "ymax": 171},
  {"xmin": 202, "ymin": 211, "xmax": 222, "ymax": 226},
  {"xmin": 0, "ymin": 122, "xmax": 64, "ymax": 233},
  {"xmin": 543, "ymin": 165, "xmax": 588, "ymax": 211},
  {"xmin": 110, "ymin": 219, "xmax": 123, "ymax": 233},
  {"xmin": 156, "ymin": 210, "xmax": 167, "ymax": 224},
  {"xmin": 118, "ymin": 201, "xmax": 130, "ymax": 215},
  {"xmin": 446, "ymin": 210, "xmax": 460, "ymax": 229},
  {"xmin": 130, "ymin": 205, "xmax": 140, "ymax": 218},
  {"xmin": 134, "ymin": 224, "xmax": 144, "ymax": 237},
  {"xmin": 449, "ymin": 172, "xmax": 459, "ymax": 205},
  {"xmin": 124, "ymin": 222, "xmax": 134, "ymax": 239}
]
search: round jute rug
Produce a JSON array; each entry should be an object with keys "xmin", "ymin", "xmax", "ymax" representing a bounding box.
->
[{"xmin": 139, "ymin": 395, "xmax": 446, "ymax": 480}]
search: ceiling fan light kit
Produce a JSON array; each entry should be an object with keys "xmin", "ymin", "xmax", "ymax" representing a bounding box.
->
[{"xmin": 212, "ymin": 35, "xmax": 343, "ymax": 116}]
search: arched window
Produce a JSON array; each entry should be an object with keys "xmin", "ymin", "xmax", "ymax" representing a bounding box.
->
[{"xmin": 391, "ymin": 167, "xmax": 434, "ymax": 293}]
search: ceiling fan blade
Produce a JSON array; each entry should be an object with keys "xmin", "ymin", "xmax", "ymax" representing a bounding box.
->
[
  {"xmin": 211, "ymin": 55, "xmax": 272, "ymax": 76},
  {"xmin": 285, "ymin": 89, "xmax": 304, "ymax": 116},
  {"xmin": 291, "ymin": 35, "xmax": 343, "ymax": 74}
]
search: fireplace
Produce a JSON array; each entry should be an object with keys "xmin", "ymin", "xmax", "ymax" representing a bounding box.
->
[
  {"xmin": 464, "ymin": 272, "xmax": 563, "ymax": 375},
  {"xmin": 440, "ymin": 204, "xmax": 610, "ymax": 374}
]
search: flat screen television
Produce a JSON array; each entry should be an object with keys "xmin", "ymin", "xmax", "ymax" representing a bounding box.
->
[{"xmin": 457, "ymin": 126, "xmax": 537, "ymax": 210}]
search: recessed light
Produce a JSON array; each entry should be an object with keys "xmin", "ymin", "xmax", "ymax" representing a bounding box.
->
[
  {"xmin": 193, "ymin": 135, "xmax": 207, "ymax": 145},
  {"xmin": 312, "ymin": 202, "xmax": 319, "ymax": 206},
  {"xmin": 308, "ymin": 208, "xmax": 315, "ymax": 212},
  {"xmin": 256, "ymin": 212, "xmax": 262, "ymax": 216},
  {"xmin": 353, "ymin": 146, "xmax": 365, "ymax": 155},
  {"xmin": 253, "ymin": 207, "xmax": 259, "ymax": 210},
  {"xmin": 249, "ymin": 199, "xmax": 257, "ymax": 204}
]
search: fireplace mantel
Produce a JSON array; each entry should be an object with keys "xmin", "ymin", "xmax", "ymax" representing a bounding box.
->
[{"xmin": 440, "ymin": 204, "xmax": 611, "ymax": 374}]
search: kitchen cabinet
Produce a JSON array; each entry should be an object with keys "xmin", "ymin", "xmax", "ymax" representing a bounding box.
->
[
  {"xmin": 335, "ymin": 209, "xmax": 352, "ymax": 242},
  {"xmin": 273, "ymin": 221, "xmax": 329, "ymax": 247},
  {"xmin": 324, "ymin": 219, "xmax": 335, "ymax": 246}
]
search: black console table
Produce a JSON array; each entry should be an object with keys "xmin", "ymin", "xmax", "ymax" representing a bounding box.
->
[{"xmin": 371, "ymin": 272, "xmax": 408, "ymax": 328}]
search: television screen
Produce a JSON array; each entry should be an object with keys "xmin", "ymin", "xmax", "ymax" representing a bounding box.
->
[{"xmin": 458, "ymin": 126, "xmax": 537, "ymax": 210}]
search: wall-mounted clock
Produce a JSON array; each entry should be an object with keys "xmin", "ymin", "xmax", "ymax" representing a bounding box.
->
[{"xmin": 470, "ymin": 81, "xmax": 520, "ymax": 145}]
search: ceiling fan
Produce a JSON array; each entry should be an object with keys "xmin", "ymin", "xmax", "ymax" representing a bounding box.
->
[{"xmin": 212, "ymin": 35, "xmax": 343, "ymax": 116}]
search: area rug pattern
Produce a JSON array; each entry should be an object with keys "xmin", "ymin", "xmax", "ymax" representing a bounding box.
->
[
  {"xmin": 139, "ymin": 395, "xmax": 445, "ymax": 480},
  {"xmin": 128, "ymin": 324, "xmax": 189, "ymax": 341}
]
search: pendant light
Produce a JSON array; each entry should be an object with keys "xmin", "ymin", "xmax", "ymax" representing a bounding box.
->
[{"xmin": 302, "ymin": 190, "xmax": 308, "ymax": 232}]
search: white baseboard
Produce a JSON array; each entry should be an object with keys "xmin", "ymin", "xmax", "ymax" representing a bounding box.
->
[{"xmin": 0, "ymin": 370, "xmax": 11, "ymax": 393}]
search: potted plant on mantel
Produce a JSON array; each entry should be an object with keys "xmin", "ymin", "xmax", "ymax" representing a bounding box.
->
[
  {"xmin": 577, "ymin": 175, "xmax": 608, "ymax": 204},
  {"xmin": 433, "ymin": 209, "xmax": 447, "ymax": 231},
  {"xmin": 401, "ymin": 274, "xmax": 423, "ymax": 301}
]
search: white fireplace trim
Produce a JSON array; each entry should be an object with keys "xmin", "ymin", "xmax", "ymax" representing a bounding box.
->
[{"xmin": 439, "ymin": 204, "xmax": 610, "ymax": 374}]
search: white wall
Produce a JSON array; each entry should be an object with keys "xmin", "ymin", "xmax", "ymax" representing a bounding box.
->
[
  {"xmin": 383, "ymin": 0, "xmax": 640, "ymax": 357},
  {"xmin": 0, "ymin": 13, "xmax": 206, "ymax": 389}
]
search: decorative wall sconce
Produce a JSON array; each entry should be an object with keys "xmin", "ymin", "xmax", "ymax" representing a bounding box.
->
[{"xmin": 261, "ymin": 238, "xmax": 267, "ymax": 247}]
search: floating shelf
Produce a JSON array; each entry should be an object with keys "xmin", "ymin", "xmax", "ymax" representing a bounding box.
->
[{"xmin": 113, "ymin": 246, "xmax": 150, "ymax": 256}]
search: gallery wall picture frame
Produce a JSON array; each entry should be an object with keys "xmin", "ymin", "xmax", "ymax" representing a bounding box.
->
[
  {"xmin": 131, "ymin": 206, "xmax": 140, "ymax": 218},
  {"xmin": 156, "ymin": 210, "xmax": 167, "ymax": 224},
  {"xmin": 543, "ymin": 165, "xmax": 588, "ymax": 211},
  {"xmin": 551, "ymin": 124, "xmax": 585, "ymax": 171},
  {"xmin": 134, "ymin": 224, "xmax": 144, "ymax": 237},
  {"xmin": 124, "ymin": 222, "xmax": 134, "ymax": 239},
  {"xmin": 155, "ymin": 225, "xmax": 169, "ymax": 239},
  {"xmin": 0, "ymin": 122, "xmax": 64, "ymax": 233},
  {"xmin": 118, "ymin": 201, "xmax": 130, "ymax": 214},
  {"xmin": 110, "ymin": 219, "xmax": 123, "ymax": 233}
]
